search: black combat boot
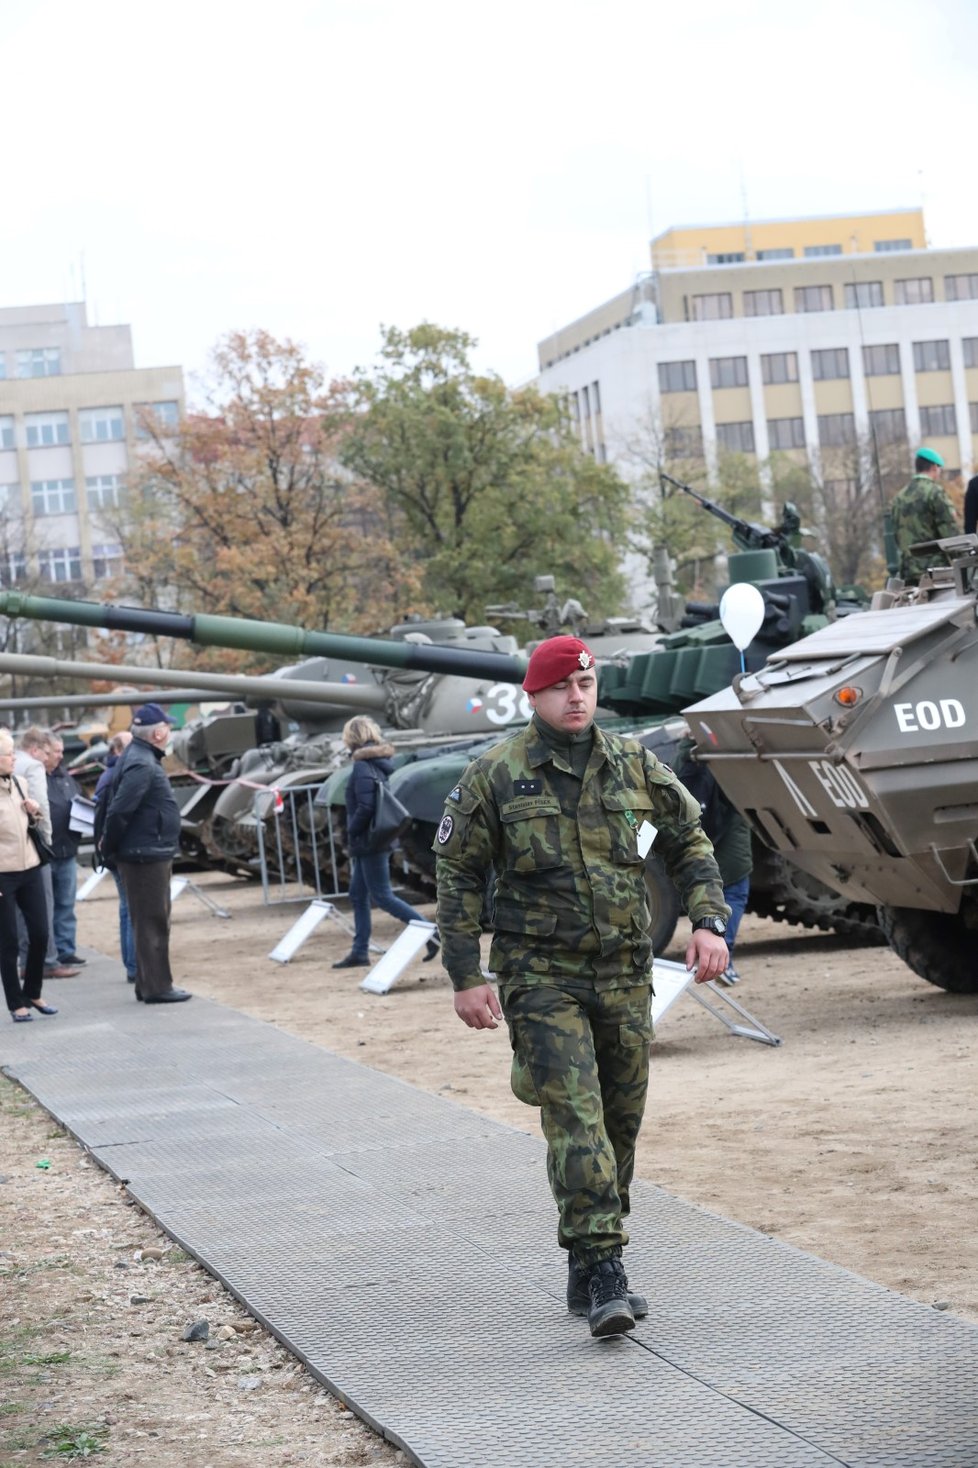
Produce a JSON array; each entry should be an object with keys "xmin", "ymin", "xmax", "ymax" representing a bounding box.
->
[
  {"xmin": 567, "ymin": 1253, "xmax": 648, "ymax": 1319},
  {"xmin": 332, "ymin": 953, "xmax": 368, "ymax": 969},
  {"xmin": 583, "ymin": 1251, "xmax": 636, "ymax": 1338}
]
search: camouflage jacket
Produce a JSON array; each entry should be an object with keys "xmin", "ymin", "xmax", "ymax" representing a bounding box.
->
[
  {"xmin": 433, "ymin": 720, "xmax": 728, "ymax": 992},
  {"xmin": 890, "ymin": 474, "xmax": 959, "ymax": 582}
]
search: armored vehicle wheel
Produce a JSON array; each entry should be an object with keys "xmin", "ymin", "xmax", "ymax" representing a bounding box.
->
[
  {"xmin": 646, "ymin": 855, "xmax": 681, "ymax": 955},
  {"xmin": 878, "ymin": 902, "xmax": 978, "ymax": 994}
]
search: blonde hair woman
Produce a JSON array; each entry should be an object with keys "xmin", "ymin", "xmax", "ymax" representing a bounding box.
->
[
  {"xmin": 333, "ymin": 716, "xmax": 438, "ymax": 969},
  {"xmin": 0, "ymin": 731, "xmax": 54, "ymax": 1021}
]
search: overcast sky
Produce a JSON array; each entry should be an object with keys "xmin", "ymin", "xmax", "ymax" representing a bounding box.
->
[{"xmin": 3, "ymin": 0, "xmax": 977, "ymax": 399}]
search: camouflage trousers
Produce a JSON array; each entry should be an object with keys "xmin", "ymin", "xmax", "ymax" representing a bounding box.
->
[{"xmin": 499, "ymin": 980, "xmax": 653, "ymax": 1264}]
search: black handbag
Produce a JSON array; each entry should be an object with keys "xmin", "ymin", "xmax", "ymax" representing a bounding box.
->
[
  {"xmin": 13, "ymin": 776, "xmax": 55, "ymax": 865},
  {"xmin": 362, "ymin": 779, "xmax": 411, "ymax": 853}
]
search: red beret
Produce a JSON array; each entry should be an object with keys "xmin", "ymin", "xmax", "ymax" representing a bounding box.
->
[{"xmin": 522, "ymin": 636, "xmax": 596, "ymax": 693}]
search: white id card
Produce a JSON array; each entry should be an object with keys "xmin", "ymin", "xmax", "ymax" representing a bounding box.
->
[{"xmin": 637, "ymin": 820, "xmax": 657, "ymax": 859}]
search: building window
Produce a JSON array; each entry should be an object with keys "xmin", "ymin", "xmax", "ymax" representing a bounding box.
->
[
  {"xmin": 945, "ymin": 273, "xmax": 978, "ymax": 302},
  {"xmin": 756, "ymin": 248, "xmax": 793, "ymax": 261},
  {"xmin": 663, "ymin": 425, "xmax": 704, "ymax": 459},
  {"xmin": 25, "ymin": 411, "xmax": 70, "ymax": 447},
  {"xmin": 804, "ymin": 243, "xmax": 842, "ymax": 257},
  {"xmin": 709, "ymin": 356, "xmax": 748, "ymax": 389},
  {"xmin": 863, "ymin": 343, "xmax": 901, "ymax": 376},
  {"xmin": 875, "ymin": 239, "xmax": 912, "ymax": 252},
  {"xmin": 743, "ymin": 288, "xmax": 784, "ymax": 317},
  {"xmin": 92, "ymin": 543, "xmax": 124, "ymax": 580},
  {"xmin": 760, "ymin": 352, "xmax": 798, "ymax": 385},
  {"xmin": 919, "ymin": 404, "xmax": 957, "ymax": 437},
  {"xmin": 894, "ymin": 277, "xmax": 934, "ymax": 305},
  {"xmin": 85, "ymin": 473, "xmax": 124, "ymax": 510},
  {"xmin": 31, "ymin": 478, "xmax": 76, "ymax": 515},
  {"xmin": 0, "ymin": 416, "xmax": 13, "ymax": 450},
  {"xmin": 706, "ymin": 252, "xmax": 745, "ymax": 265},
  {"xmin": 590, "ymin": 380, "xmax": 601, "ymax": 414},
  {"xmin": 913, "ymin": 339, "xmax": 950, "ymax": 372},
  {"xmin": 79, "ymin": 406, "xmax": 125, "ymax": 443},
  {"xmin": 811, "ymin": 347, "xmax": 850, "ymax": 381},
  {"xmin": 658, "ymin": 360, "xmax": 697, "ymax": 393},
  {"xmin": 795, "ymin": 285, "xmax": 834, "ymax": 313},
  {"xmin": 971, "ymin": 403, "xmax": 978, "ymax": 434},
  {"xmin": 868, "ymin": 408, "xmax": 907, "ymax": 444},
  {"xmin": 767, "ymin": 417, "xmax": 806, "ymax": 450},
  {"xmin": 716, "ymin": 421, "xmax": 755, "ymax": 454},
  {"xmin": 0, "ymin": 551, "xmax": 26, "ymax": 587},
  {"xmin": 16, "ymin": 347, "xmax": 61, "ymax": 378},
  {"xmin": 818, "ymin": 413, "xmax": 856, "ymax": 447},
  {"xmin": 134, "ymin": 400, "xmax": 181, "ymax": 439},
  {"xmin": 843, "ymin": 281, "xmax": 884, "ymax": 309},
  {"xmin": 963, "ymin": 338, "xmax": 978, "ymax": 369},
  {"xmin": 691, "ymin": 293, "xmax": 733, "ymax": 321},
  {"xmin": 38, "ymin": 546, "xmax": 82, "ymax": 583},
  {"xmin": 0, "ymin": 358, "xmax": 6, "ymax": 381}
]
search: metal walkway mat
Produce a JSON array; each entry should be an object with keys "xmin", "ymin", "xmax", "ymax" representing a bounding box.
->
[{"xmin": 5, "ymin": 958, "xmax": 977, "ymax": 1467}]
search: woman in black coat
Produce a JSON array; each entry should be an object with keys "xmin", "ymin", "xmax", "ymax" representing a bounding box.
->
[{"xmin": 333, "ymin": 717, "xmax": 438, "ymax": 969}]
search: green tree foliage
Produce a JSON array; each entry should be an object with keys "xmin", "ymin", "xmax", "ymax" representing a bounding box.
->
[
  {"xmin": 116, "ymin": 330, "xmax": 423, "ymax": 670},
  {"xmin": 341, "ymin": 324, "xmax": 630, "ymax": 624}
]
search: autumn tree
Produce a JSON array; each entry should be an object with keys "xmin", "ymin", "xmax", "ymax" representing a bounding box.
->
[
  {"xmin": 116, "ymin": 330, "xmax": 424, "ymax": 671},
  {"xmin": 341, "ymin": 324, "xmax": 631, "ymax": 626}
]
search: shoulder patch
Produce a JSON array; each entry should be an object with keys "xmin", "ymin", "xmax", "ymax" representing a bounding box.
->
[
  {"xmin": 447, "ymin": 785, "xmax": 462, "ymax": 802},
  {"xmin": 436, "ymin": 813, "xmax": 455, "ymax": 844}
]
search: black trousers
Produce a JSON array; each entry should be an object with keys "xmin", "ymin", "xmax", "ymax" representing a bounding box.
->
[
  {"xmin": 0, "ymin": 866, "xmax": 49, "ymax": 1011},
  {"xmin": 118, "ymin": 860, "xmax": 174, "ymax": 999}
]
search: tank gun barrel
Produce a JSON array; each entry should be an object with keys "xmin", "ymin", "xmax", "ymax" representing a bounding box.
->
[
  {"xmin": 0, "ymin": 689, "xmax": 224, "ymax": 711},
  {"xmin": 0, "ymin": 593, "xmax": 528, "ymax": 685},
  {"xmin": 0, "ymin": 652, "xmax": 389, "ymax": 711}
]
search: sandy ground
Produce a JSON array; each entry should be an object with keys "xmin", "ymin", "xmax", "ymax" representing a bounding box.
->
[{"xmin": 3, "ymin": 868, "xmax": 976, "ymax": 1464}]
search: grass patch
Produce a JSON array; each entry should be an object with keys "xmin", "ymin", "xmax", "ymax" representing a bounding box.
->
[
  {"xmin": 42, "ymin": 1422, "xmax": 109, "ymax": 1458},
  {"xmin": 24, "ymin": 1350, "xmax": 72, "ymax": 1365}
]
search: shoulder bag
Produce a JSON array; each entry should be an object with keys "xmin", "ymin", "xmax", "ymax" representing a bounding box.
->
[
  {"xmin": 362, "ymin": 778, "xmax": 411, "ymax": 853},
  {"xmin": 12, "ymin": 776, "xmax": 55, "ymax": 865}
]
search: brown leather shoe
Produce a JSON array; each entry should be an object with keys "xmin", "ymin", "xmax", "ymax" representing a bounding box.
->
[{"xmin": 44, "ymin": 965, "xmax": 81, "ymax": 979}]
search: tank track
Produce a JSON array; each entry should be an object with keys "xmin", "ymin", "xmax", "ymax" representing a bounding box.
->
[{"xmin": 750, "ymin": 853, "xmax": 886, "ymax": 944}]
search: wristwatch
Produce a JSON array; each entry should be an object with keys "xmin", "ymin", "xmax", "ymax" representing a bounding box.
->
[{"xmin": 692, "ymin": 915, "xmax": 727, "ymax": 936}]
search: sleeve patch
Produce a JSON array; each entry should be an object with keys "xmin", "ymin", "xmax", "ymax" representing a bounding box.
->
[{"xmin": 436, "ymin": 813, "xmax": 455, "ymax": 844}]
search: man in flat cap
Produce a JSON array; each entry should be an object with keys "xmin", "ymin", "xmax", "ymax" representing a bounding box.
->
[
  {"xmin": 434, "ymin": 636, "xmax": 728, "ymax": 1337},
  {"xmin": 890, "ymin": 446, "xmax": 960, "ymax": 583},
  {"xmin": 100, "ymin": 704, "xmax": 191, "ymax": 1004}
]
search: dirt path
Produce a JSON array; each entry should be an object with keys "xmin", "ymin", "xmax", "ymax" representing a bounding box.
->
[{"xmin": 2, "ymin": 871, "xmax": 975, "ymax": 1464}]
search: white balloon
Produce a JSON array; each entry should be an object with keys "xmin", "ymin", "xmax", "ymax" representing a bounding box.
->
[{"xmin": 719, "ymin": 582, "xmax": 766, "ymax": 652}]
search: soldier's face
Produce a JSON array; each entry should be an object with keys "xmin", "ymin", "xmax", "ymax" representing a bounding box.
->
[{"xmin": 529, "ymin": 669, "xmax": 597, "ymax": 733}]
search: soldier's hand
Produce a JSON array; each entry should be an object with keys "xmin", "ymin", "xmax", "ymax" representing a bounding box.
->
[
  {"xmin": 453, "ymin": 983, "xmax": 502, "ymax": 1030},
  {"xmin": 685, "ymin": 930, "xmax": 729, "ymax": 984}
]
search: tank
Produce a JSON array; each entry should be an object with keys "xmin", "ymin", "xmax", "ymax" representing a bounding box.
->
[{"xmin": 683, "ymin": 532, "xmax": 978, "ymax": 992}]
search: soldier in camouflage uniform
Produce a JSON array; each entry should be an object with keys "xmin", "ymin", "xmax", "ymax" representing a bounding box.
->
[
  {"xmin": 890, "ymin": 447, "xmax": 960, "ymax": 583},
  {"xmin": 434, "ymin": 636, "xmax": 729, "ymax": 1337}
]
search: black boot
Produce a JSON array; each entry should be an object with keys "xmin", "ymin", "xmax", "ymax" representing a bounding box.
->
[
  {"xmin": 332, "ymin": 952, "xmax": 368, "ymax": 969},
  {"xmin": 423, "ymin": 927, "xmax": 440, "ymax": 962},
  {"xmin": 582, "ymin": 1251, "xmax": 636, "ymax": 1338},
  {"xmin": 567, "ymin": 1253, "xmax": 647, "ymax": 1319}
]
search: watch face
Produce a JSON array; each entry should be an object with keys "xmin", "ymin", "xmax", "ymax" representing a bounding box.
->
[{"xmin": 703, "ymin": 917, "xmax": 725, "ymax": 935}]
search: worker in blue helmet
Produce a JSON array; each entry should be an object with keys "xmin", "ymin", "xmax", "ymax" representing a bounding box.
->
[{"xmin": 889, "ymin": 446, "xmax": 960, "ymax": 582}]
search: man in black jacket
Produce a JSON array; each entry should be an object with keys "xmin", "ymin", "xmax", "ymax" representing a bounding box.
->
[{"xmin": 101, "ymin": 704, "xmax": 190, "ymax": 1004}]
